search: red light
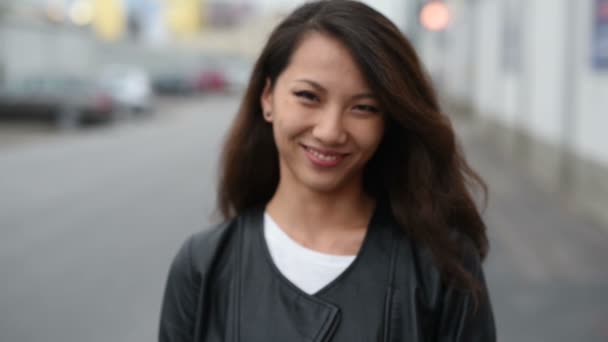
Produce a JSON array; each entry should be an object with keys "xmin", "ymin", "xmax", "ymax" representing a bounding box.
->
[
  {"xmin": 601, "ymin": 3, "xmax": 608, "ymax": 18},
  {"xmin": 420, "ymin": 2, "xmax": 451, "ymax": 32}
]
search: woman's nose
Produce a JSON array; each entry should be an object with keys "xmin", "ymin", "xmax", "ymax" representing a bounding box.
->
[{"xmin": 311, "ymin": 107, "xmax": 348, "ymax": 145}]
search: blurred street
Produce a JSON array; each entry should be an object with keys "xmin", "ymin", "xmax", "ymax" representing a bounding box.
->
[
  {"xmin": 0, "ymin": 94, "xmax": 606, "ymax": 341},
  {"xmin": 0, "ymin": 95, "xmax": 237, "ymax": 342}
]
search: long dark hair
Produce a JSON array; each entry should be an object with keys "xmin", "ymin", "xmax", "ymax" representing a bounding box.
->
[{"xmin": 217, "ymin": 0, "xmax": 489, "ymax": 295}]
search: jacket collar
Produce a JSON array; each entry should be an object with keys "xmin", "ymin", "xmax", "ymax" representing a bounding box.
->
[{"xmin": 233, "ymin": 204, "xmax": 398, "ymax": 341}]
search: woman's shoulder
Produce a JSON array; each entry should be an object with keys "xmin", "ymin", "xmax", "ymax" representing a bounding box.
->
[
  {"xmin": 400, "ymin": 229, "xmax": 485, "ymax": 304},
  {"xmin": 405, "ymin": 229, "xmax": 483, "ymax": 275},
  {"xmin": 159, "ymin": 218, "xmax": 242, "ymax": 340},
  {"xmin": 168, "ymin": 218, "xmax": 240, "ymax": 281},
  {"xmin": 178, "ymin": 207, "xmax": 265, "ymax": 271},
  {"xmin": 190, "ymin": 219, "xmax": 236, "ymax": 250}
]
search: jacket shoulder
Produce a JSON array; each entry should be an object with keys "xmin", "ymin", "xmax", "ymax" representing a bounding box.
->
[
  {"xmin": 407, "ymin": 231, "xmax": 485, "ymax": 304},
  {"xmin": 158, "ymin": 219, "xmax": 238, "ymax": 341},
  {"xmin": 408, "ymin": 231, "xmax": 495, "ymax": 341},
  {"xmin": 185, "ymin": 219, "xmax": 238, "ymax": 275}
]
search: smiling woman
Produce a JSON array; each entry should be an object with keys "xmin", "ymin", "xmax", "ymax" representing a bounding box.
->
[
  {"xmin": 159, "ymin": 1, "xmax": 496, "ymax": 341},
  {"xmin": 260, "ymin": 32, "xmax": 385, "ymax": 199}
]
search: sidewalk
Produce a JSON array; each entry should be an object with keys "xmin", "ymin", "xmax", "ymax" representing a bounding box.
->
[{"xmin": 453, "ymin": 114, "xmax": 608, "ymax": 341}]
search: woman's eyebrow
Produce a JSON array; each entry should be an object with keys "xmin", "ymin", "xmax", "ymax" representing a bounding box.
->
[
  {"xmin": 294, "ymin": 79, "xmax": 326, "ymax": 92},
  {"xmin": 294, "ymin": 79, "xmax": 376, "ymax": 100}
]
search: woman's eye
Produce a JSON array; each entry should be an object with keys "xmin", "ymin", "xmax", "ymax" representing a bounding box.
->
[
  {"xmin": 293, "ymin": 91, "xmax": 319, "ymax": 102},
  {"xmin": 353, "ymin": 104, "xmax": 380, "ymax": 113}
]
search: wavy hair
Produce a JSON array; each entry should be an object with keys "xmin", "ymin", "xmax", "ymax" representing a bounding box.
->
[{"xmin": 217, "ymin": 0, "xmax": 489, "ymax": 295}]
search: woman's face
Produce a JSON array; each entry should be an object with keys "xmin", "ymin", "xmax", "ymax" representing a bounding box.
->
[{"xmin": 261, "ymin": 32, "xmax": 385, "ymax": 195}]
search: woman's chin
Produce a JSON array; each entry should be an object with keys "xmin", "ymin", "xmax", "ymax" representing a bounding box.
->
[{"xmin": 297, "ymin": 173, "xmax": 353, "ymax": 195}]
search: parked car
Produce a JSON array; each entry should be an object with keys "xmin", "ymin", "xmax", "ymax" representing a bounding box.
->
[
  {"xmin": 152, "ymin": 71, "xmax": 198, "ymax": 96},
  {"xmin": 192, "ymin": 54, "xmax": 252, "ymax": 93},
  {"xmin": 0, "ymin": 75, "xmax": 114, "ymax": 129},
  {"xmin": 219, "ymin": 56, "xmax": 253, "ymax": 93},
  {"xmin": 99, "ymin": 65, "xmax": 153, "ymax": 113},
  {"xmin": 193, "ymin": 68, "xmax": 226, "ymax": 92},
  {"xmin": 150, "ymin": 54, "xmax": 252, "ymax": 96}
]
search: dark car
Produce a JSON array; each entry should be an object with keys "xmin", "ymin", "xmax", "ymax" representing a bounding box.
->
[
  {"xmin": 0, "ymin": 76, "xmax": 115, "ymax": 129},
  {"xmin": 152, "ymin": 72, "xmax": 198, "ymax": 96}
]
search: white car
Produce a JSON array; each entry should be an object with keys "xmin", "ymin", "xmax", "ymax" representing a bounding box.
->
[{"xmin": 100, "ymin": 65, "xmax": 153, "ymax": 113}]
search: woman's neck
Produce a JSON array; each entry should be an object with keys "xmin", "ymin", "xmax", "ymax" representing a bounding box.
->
[{"xmin": 265, "ymin": 181, "xmax": 375, "ymax": 255}]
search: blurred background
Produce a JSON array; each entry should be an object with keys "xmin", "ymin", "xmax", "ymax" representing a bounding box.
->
[{"xmin": 0, "ymin": 0, "xmax": 607, "ymax": 341}]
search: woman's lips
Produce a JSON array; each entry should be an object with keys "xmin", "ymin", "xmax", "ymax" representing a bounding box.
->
[{"xmin": 301, "ymin": 144, "xmax": 349, "ymax": 168}]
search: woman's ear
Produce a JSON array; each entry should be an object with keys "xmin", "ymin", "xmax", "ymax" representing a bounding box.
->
[{"xmin": 260, "ymin": 78, "xmax": 273, "ymax": 122}]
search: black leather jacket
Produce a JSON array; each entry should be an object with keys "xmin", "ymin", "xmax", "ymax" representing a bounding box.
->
[{"xmin": 159, "ymin": 206, "xmax": 496, "ymax": 341}]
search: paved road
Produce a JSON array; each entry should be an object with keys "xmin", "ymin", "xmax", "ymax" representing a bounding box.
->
[
  {"xmin": 1, "ymin": 94, "xmax": 607, "ymax": 341},
  {"xmin": 0, "ymin": 95, "xmax": 237, "ymax": 342}
]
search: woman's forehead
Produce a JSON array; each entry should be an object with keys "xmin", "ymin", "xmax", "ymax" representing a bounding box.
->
[{"xmin": 280, "ymin": 33, "xmax": 371, "ymax": 93}]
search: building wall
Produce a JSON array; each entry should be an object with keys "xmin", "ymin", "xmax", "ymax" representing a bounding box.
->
[
  {"xmin": 0, "ymin": 20, "xmax": 97, "ymax": 81},
  {"xmin": 440, "ymin": 0, "xmax": 608, "ymax": 163},
  {"xmin": 0, "ymin": 17, "xmax": 204, "ymax": 83},
  {"xmin": 576, "ymin": 0, "xmax": 608, "ymax": 163},
  {"xmin": 415, "ymin": 0, "xmax": 608, "ymax": 222}
]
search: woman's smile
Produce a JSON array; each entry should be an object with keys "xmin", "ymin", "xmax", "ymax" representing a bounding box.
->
[{"xmin": 301, "ymin": 143, "xmax": 350, "ymax": 168}]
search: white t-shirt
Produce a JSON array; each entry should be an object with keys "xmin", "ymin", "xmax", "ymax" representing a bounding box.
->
[{"xmin": 263, "ymin": 212, "xmax": 356, "ymax": 295}]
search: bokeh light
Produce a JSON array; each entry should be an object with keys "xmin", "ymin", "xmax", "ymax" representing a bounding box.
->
[{"xmin": 420, "ymin": 1, "xmax": 450, "ymax": 32}]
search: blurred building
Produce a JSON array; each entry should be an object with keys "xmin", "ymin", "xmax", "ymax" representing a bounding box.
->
[
  {"xmin": 412, "ymin": 0, "xmax": 608, "ymax": 224},
  {"xmin": 92, "ymin": 0, "xmax": 127, "ymax": 41},
  {"xmin": 0, "ymin": 0, "xmax": 207, "ymax": 86},
  {"xmin": 165, "ymin": 0, "xmax": 203, "ymax": 38},
  {"xmin": 252, "ymin": 0, "xmax": 410, "ymax": 31}
]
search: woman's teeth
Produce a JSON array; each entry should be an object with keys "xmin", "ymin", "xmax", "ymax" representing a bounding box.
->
[
  {"xmin": 310, "ymin": 150, "xmax": 338, "ymax": 160},
  {"xmin": 307, "ymin": 147, "xmax": 339, "ymax": 160}
]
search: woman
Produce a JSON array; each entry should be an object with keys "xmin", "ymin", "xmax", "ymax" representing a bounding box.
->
[{"xmin": 159, "ymin": 1, "xmax": 496, "ymax": 341}]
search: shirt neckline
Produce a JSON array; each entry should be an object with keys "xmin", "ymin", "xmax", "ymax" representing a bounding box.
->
[
  {"xmin": 257, "ymin": 205, "xmax": 381, "ymax": 297},
  {"xmin": 264, "ymin": 212, "xmax": 357, "ymax": 266}
]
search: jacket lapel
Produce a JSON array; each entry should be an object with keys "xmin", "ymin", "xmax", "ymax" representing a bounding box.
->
[{"xmin": 234, "ymin": 209, "xmax": 341, "ymax": 342}]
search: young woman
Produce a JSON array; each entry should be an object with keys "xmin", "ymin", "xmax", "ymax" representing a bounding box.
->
[{"xmin": 159, "ymin": 1, "xmax": 496, "ymax": 341}]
